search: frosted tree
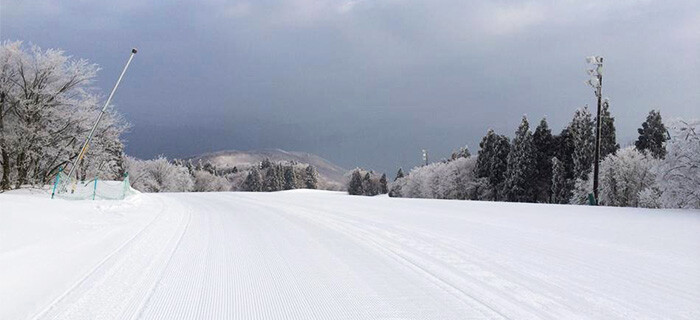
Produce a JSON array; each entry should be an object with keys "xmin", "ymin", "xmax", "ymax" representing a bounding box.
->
[
  {"xmin": 379, "ymin": 173, "xmax": 388, "ymax": 194},
  {"xmin": 635, "ymin": 110, "xmax": 667, "ymax": 159},
  {"xmin": 551, "ymin": 157, "xmax": 569, "ymax": 204},
  {"xmin": 261, "ymin": 157, "xmax": 272, "ymax": 169},
  {"xmin": 348, "ymin": 169, "xmax": 364, "ymax": 195},
  {"xmin": 386, "ymin": 156, "xmax": 480, "ymax": 200},
  {"xmin": 241, "ymin": 167, "xmax": 262, "ymax": 191},
  {"xmin": 551, "ymin": 128, "xmax": 575, "ymax": 201},
  {"xmin": 192, "ymin": 170, "xmax": 230, "ymax": 192},
  {"xmin": 263, "ymin": 165, "xmax": 283, "ymax": 192},
  {"xmin": 502, "ymin": 116, "xmax": 537, "ymax": 202},
  {"xmin": 394, "ymin": 167, "xmax": 405, "ymax": 181},
  {"xmin": 599, "ymin": 100, "xmax": 620, "ymax": 159},
  {"xmin": 362, "ymin": 172, "xmax": 376, "ymax": 196},
  {"xmin": 303, "ymin": 165, "xmax": 318, "ymax": 189},
  {"xmin": 599, "ymin": 147, "xmax": 658, "ymax": 207},
  {"xmin": 656, "ymin": 119, "xmax": 700, "ymax": 209},
  {"xmin": 450, "ymin": 145, "xmax": 470, "ymax": 161},
  {"xmin": 533, "ymin": 118, "xmax": 554, "ymax": 202},
  {"xmin": 0, "ymin": 41, "xmax": 127, "ymax": 189},
  {"xmin": 570, "ymin": 106, "xmax": 595, "ymax": 181},
  {"xmin": 475, "ymin": 129, "xmax": 510, "ymax": 201},
  {"xmin": 125, "ymin": 156, "xmax": 193, "ymax": 192},
  {"xmin": 283, "ymin": 165, "xmax": 298, "ymax": 190},
  {"xmin": 570, "ymin": 147, "xmax": 658, "ymax": 207}
]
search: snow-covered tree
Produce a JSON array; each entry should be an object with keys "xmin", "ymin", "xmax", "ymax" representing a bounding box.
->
[
  {"xmin": 475, "ymin": 129, "xmax": 510, "ymax": 201},
  {"xmin": 283, "ymin": 165, "xmax": 298, "ymax": 190},
  {"xmin": 263, "ymin": 165, "xmax": 283, "ymax": 192},
  {"xmin": 303, "ymin": 165, "xmax": 318, "ymax": 189},
  {"xmin": 571, "ymin": 147, "xmax": 658, "ymax": 207},
  {"xmin": 241, "ymin": 167, "xmax": 262, "ymax": 191},
  {"xmin": 635, "ymin": 110, "xmax": 668, "ymax": 159},
  {"xmin": 260, "ymin": 157, "xmax": 272, "ymax": 169},
  {"xmin": 450, "ymin": 145, "xmax": 470, "ymax": 161},
  {"xmin": 551, "ymin": 157, "xmax": 569, "ymax": 204},
  {"xmin": 394, "ymin": 167, "xmax": 404, "ymax": 181},
  {"xmin": 533, "ymin": 118, "xmax": 554, "ymax": 202},
  {"xmin": 656, "ymin": 119, "xmax": 700, "ymax": 209},
  {"xmin": 0, "ymin": 41, "xmax": 127, "ymax": 189},
  {"xmin": 362, "ymin": 172, "xmax": 376, "ymax": 196},
  {"xmin": 126, "ymin": 156, "xmax": 193, "ymax": 192},
  {"xmin": 389, "ymin": 156, "xmax": 480, "ymax": 200},
  {"xmin": 348, "ymin": 169, "xmax": 364, "ymax": 195},
  {"xmin": 570, "ymin": 106, "xmax": 595, "ymax": 181},
  {"xmin": 192, "ymin": 170, "xmax": 230, "ymax": 192},
  {"xmin": 551, "ymin": 128, "xmax": 576, "ymax": 202},
  {"xmin": 502, "ymin": 116, "xmax": 537, "ymax": 202},
  {"xmin": 599, "ymin": 100, "xmax": 620, "ymax": 159},
  {"xmin": 379, "ymin": 173, "xmax": 388, "ymax": 194}
]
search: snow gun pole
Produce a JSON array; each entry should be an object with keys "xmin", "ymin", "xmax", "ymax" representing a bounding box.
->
[{"xmin": 67, "ymin": 48, "xmax": 137, "ymax": 183}]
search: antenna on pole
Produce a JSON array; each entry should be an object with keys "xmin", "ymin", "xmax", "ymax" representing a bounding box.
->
[{"xmin": 66, "ymin": 48, "xmax": 137, "ymax": 187}]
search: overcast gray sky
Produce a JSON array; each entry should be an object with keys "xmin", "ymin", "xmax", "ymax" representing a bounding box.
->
[{"xmin": 3, "ymin": 0, "xmax": 699, "ymax": 174}]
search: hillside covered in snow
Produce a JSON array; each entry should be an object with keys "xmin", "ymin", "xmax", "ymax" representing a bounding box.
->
[{"xmin": 1, "ymin": 190, "xmax": 698, "ymax": 319}]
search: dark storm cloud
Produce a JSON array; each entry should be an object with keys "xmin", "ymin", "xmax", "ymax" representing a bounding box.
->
[{"xmin": 3, "ymin": 0, "xmax": 699, "ymax": 174}]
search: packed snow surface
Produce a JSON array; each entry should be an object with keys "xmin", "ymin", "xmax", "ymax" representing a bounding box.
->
[{"xmin": 1, "ymin": 190, "xmax": 699, "ymax": 319}]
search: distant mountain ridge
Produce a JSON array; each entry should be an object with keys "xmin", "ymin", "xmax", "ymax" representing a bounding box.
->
[{"xmin": 187, "ymin": 149, "xmax": 347, "ymax": 188}]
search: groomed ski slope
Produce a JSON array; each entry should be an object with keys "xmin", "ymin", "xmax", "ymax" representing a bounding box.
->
[{"xmin": 1, "ymin": 190, "xmax": 699, "ymax": 319}]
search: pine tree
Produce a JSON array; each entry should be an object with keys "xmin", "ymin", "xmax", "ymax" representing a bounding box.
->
[
  {"xmin": 379, "ymin": 173, "xmax": 388, "ymax": 194},
  {"xmin": 502, "ymin": 116, "xmax": 537, "ymax": 202},
  {"xmin": 348, "ymin": 169, "xmax": 364, "ymax": 195},
  {"xmin": 242, "ymin": 167, "xmax": 262, "ymax": 191},
  {"xmin": 475, "ymin": 129, "xmax": 510, "ymax": 201},
  {"xmin": 263, "ymin": 165, "xmax": 282, "ymax": 192},
  {"xmin": 283, "ymin": 165, "xmax": 297, "ymax": 190},
  {"xmin": 570, "ymin": 106, "xmax": 595, "ymax": 181},
  {"xmin": 635, "ymin": 110, "xmax": 667, "ymax": 159},
  {"xmin": 394, "ymin": 168, "xmax": 405, "ymax": 181},
  {"xmin": 303, "ymin": 165, "xmax": 318, "ymax": 189},
  {"xmin": 551, "ymin": 157, "xmax": 569, "ymax": 204},
  {"xmin": 450, "ymin": 146, "xmax": 470, "ymax": 161},
  {"xmin": 363, "ymin": 172, "xmax": 375, "ymax": 196},
  {"xmin": 599, "ymin": 100, "xmax": 620, "ymax": 159},
  {"xmin": 261, "ymin": 158, "xmax": 272, "ymax": 169},
  {"xmin": 532, "ymin": 118, "xmax": 554, "ymax": 203}
]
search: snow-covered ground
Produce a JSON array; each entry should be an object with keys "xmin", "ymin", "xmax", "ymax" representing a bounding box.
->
[{"xmin": 1, "ymin": 190, "xmax": 699, "ymax": 319}]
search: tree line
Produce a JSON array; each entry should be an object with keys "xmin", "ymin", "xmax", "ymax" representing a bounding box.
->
[{"xmin": 389, "ymin": 107, "xmax": 699, "ymax": 209}]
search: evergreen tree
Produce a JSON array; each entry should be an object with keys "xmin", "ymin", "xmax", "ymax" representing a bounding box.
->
[
  {"xmin": 570, "ymin": 106, "xmax": 595, "ymax": 181},
  {"xmin": 363, "ymin": 172, "xmax": 376, "ymax": 196},
  {"xmin": 379, "ymin": 173, "xmax": 388, "ymax": 194},
  {"xmin": 450, "ymin": 146, "xmax": 470, "ymax": 161},
  {"xmin": 303, "ymin": 165, "xmax": 318, "ymax": 189},
  {"xmin": 283, "ymin": 165, "xmax": 297, "ymax": 190},
  {"xmin": 348, "ymin": 169, "xmax": 364, "ymax": 195},
  {"xmin": 242, "ymin": 167, "xmax": 262, "ymax": 191},
  {"xmin": 261, "ymin": 158, "xmax": 272, "ymax": 169},
  {"xmin": 475, "ymin": 129, "xmax": 510, "ymax": 201},
  {"xmin": 532, "ymin": 118, "xmax": 555, "ymax": 202},
  {"xmin": 232, "ymin": 166, "xmax": 238, "ymax": 173},
  {"xmin": 263, "ymin": 165, "xmax": 283, "ymax": 192},
  {"xmin": 635, "ymin": 110, "xmax": 667, "ymax": 159},
  {"xmin": 394, "ymin": 168, "xmax": 405, "ymax": 181},
  {"xmin": 599, "ymin": 100, "xmax": 620, "ymax": 159},
  {"xmin": 502, "ymin": 116, "xmax": 537, "ymax": 202},
  {"xmin": 551, "ymin": 157, "xmax": 569, "ymax": 204}
]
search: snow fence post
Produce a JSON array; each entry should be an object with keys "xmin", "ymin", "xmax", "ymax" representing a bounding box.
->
[
  {"xmin": 122, "ymin": 172, "xmax": 129, "ymax": 200},
  {"xmin": 93, "ymin": 177, "xmax": 98, "ymax": 200},
  {"xmin": 51, "ymin": 167, "xmax": 62, "ymax": 199}
]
